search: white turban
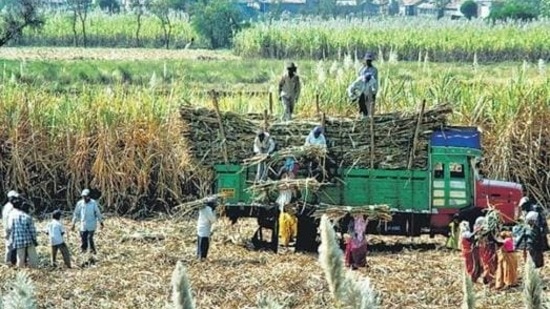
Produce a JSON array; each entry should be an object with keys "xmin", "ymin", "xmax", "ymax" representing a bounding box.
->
[{"xmin": 525, "ymin": 211, "xmax": 539, "ymax": 223}]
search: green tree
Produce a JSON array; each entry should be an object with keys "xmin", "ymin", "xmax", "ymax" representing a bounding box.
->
[
  {"xmin": 129, "ymin": 0, "xmax": 151, "ymax": 47},
  {"xmin": 151, "ymin": 0, "xmax": 175, "ymax": 49},
  {"xmin": 0, "ymin": 0, "xmax": 44, "ymax": 46},
  {"xmin": 67, "ymin": 0, "xmax": 92, "ymax": 47},
  {"xmin": 434, "ymin": 0, "xmax": 450, "ymax": 19},
  {"xmin": 460, "ymin": 0, "xmax": 478, "ymax": 19},
  {"xmin": 489, "ymin": 0, "xmax": 538, "ymax": 21},
  {"xmin": 98, "ymin": 0, "xmax": 121, "ymax": 13},
  {"xmin": 191, "ymin": 0, "xmax": 244, "ymax": 49}
]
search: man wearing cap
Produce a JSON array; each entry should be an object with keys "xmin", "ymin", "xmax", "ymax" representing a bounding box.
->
[
  {"xmin": 254, "ymin": 130, "xmax": 276, "ymax": 182},
  {"xmin": 278, "ymin": 62, "xmax": 301, "ymax": 121},
  {"xmin": 2, "ymin": 190, "xmax": 20, "ymax": 265},
  {"xmin": 347, "ymin": 73, "xmax": 379, "ymax": 118},
  {"xmin": 72, "ymin": 189, "xmax": 104, "ymax": 255},
  {"xmin": 358, "ymin": 52, "xmax": 379, "ymax": 116},
  {"xmin": 6, "ymin": 196, "xmax": 38, "ymax": 268}
]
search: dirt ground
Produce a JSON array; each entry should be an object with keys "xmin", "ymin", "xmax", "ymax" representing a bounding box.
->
[
  {"xmin": 0, "ymin": 47, "xmax": 238, "ymax": 61},
  {"xmin": 0, "ymin": 217, "xmax": 548, "ymax": 309}
]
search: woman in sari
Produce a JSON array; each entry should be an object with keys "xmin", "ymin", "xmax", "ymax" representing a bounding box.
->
[
  {"xmin": 277, "ymin": 167, "xmax": 298, "ymax": 248},
  {"xmin": 494, "ymin": 231, "xmax": 519, "ymax": 290},
  {"xmin": 460, "ymin": 221, "xmax": 481, "ymax": 282},
  {"xmin": 344, "ymin": 214, "xmax": 368, "ymax": 269},
  {"xmin": 474, "ymin": 217, "xmax": 497, "ymax": 286}
]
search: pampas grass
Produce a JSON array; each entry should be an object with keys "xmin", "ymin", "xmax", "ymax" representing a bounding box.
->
[
  {"xmin": 461, "ymin": 270, "xmax": 475, "ymax": 309},
  {"xmin": 523, "ymin": 255, "xmax": 544, "ymax": 309},
  {"xmin": 1, "ymin": 272, "xmax": 37, "ymax": 309},
  {"xmin": 171, "ymin": 261, "xmax": 195, "ymax": 309},
  {"xmin": 318, "ymin": 215, "xmax": 379, "ymax": 309}
]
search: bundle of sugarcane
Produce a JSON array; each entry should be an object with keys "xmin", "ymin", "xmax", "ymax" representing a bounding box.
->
[
  {"xmin": 313, "ymin": 204, "xmax": 393, "ymax": 222},
  {"xmin": 242, "ymin": 145, "xmax": 327, "ymax": 169},
  {"xmin": 477, "ymin": 207, "xmax": 503, "ymax": 237},
  {"xmin": 171, "ymin": 194, "xmax": 223, "ymax": 218},
  {"xmin": 180, "ymin": 106, "xmax": 257, "ymax": 165},
  {"xmin": 246, "ymin": 177, "xmax": 324, "ymax": 194}
]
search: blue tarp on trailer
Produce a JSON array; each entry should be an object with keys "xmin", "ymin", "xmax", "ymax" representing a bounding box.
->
[{"xmin": 431, "ymin": 127, "xmax": 481, "ymax": 150}]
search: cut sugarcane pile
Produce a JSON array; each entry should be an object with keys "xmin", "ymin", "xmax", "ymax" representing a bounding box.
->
[
  {"xmin": 180, "ymin": 106, "xmax": 257, "ymax": 165},
  {"xmin": 246, "ymin": 177, "xmax": 324, "ymax": 194},
  {"xmin": 172, "ymin": 194, "xmax": 223, "ymax": 218},
  {"xmin": 478, "ymin": 207, "xmax": 503, "ymax": 236},
  {"xmin": 313, "ymin": 204, "xmax": 393, "ymax": 222},
  {"xmin": 243, "ymin": 145, "xmax": 328, "ymax": 168},
  {"xmin": 180, "ymin": 103, "xmax": 452, "ymax": 169}
]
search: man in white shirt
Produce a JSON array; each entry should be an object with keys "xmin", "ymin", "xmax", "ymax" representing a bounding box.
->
[
  {"xmin": 2, "ymin": 190, "xmax": 19, "ymax": 265},
  {"xmin": 304, "ymin": 126, "xmax": 327, "ymax": 179},
  {"xmin": 197, "ymin": 200, "xmax": 217, "ymax": 261},
  {"xmin": 304, "ymin": 126, "xmax": 327, "ymax": 148},
  {"xmin": 253, "ymin": 130, "xmax": 276, "ymax": 182},
  {"xmin": 72, "ymin": 189, "xmax": 104, "ymax": 255},
  {"xmin": 347, "ymin": 72, "xmax": 378, "ymax": 118}
]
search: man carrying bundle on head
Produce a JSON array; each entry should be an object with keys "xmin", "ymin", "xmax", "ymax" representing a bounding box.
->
[
  {"xmin": 279, "ymin": 62, "xmax": 301, "ymax": 121},
  {"xmin": 253, "ymin": 129, "xmax": 276, "ymax": 182},
  {"xmin": 347, "ymin": 72, "xmax": 378, "ymax": 118}
]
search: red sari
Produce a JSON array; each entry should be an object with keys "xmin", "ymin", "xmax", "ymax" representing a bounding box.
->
[
  {"xmin": 478, "ymin": 238, "xmax": 497, "ymax": 285},
  {"xmin": 461, "ymin": 235, "xmax": 480, "ymax": 282}
]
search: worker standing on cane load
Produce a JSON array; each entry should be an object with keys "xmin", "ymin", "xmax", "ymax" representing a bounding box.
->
[
  {"xmin": 279, "ymin": 62, "xmax": 301, "ymax": 121},
  {"xmin": 347, "ymin": 72, "xmax": 378, "ymax": 118},
  {"xmin": 253, "ymin": 129, "xmax": 276, "ymax": 182},
  {"xmin": 357, "ymin": 52, "xmax": 379, "ymax": 116},
  {"xmin": 304, "ymin": 126, "xmax": 327, "ymax": 180}
]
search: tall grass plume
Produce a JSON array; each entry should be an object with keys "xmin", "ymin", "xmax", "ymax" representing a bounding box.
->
[
  {"xmin": 2, "ymin": 272, "xmax": 37, "ymax": 309},
  {"xmin": 171, "ymin": 261, "xmax": 195, "ymax": 309},
  {"xmin": 318, "ymin": 215, "xmax": 379, "ymax": 308},
  {"xmin": 523, "ymin": 255, "xmax": 543, "ymax": 309},
  {"xmin": 461, "ymin": 270, "xmax": 475, "ymax": 309}
]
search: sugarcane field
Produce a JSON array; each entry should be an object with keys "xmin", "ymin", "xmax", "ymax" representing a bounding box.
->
[{"xmin": 1, "ymin": 4, "xmax": 550, "ymax": 309}]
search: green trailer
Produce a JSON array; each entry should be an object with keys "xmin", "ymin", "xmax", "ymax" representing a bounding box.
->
[{"xmin": 213, "ymin": 127, "xmax": 523, "ymax": 251}]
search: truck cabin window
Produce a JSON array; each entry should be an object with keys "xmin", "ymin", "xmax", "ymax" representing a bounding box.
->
[
  {"xmin": 434, "ymin": 163, "xmax": 444, "ymax": 178},
  {"xmin": 450, "ymin": 163, "xmax": 465, "ymax": 178}
]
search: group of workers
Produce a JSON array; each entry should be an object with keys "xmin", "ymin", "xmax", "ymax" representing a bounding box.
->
[
  {"xmin": 1, "ymin": 189, "xmax": 105, "ymax": 269},
  {"xmin": 278, "ymin": 52, "xmax": 379, "ymax": 122},
  {"xmin": 449, "ymin": 197, "xmax": 548, "ymax": 290}
]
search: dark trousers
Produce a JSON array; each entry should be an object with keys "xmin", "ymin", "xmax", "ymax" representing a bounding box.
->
[
  {"xmin": 80, "ymin": 230, "xmax": 96, "ymax": 254},
  {"xmin": 52, "ymin": 243, "xmax": 72, "ymax": 268},
  {"xmin": 8, "ymin": 248, "xmax": 17, "ymax": 265},
  {"xmin": 197, "ymin": 236, "xmax": 210, "ymax": 259},
  {"xmin": 358, "ymin": 93, "xmax": 376, "ymax": 117}
]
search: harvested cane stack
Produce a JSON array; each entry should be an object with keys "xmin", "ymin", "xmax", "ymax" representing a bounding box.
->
[
  {"xmin": 313, "ymin": 204, "xmax": 393, "ymax": 222},
  {"xmin": 180, "ymin": 106, "xmax": 257, "ymax": 165},
  {"xmin": 245, "ymin": 177, "xmax": 324, "ymax": 202},
  {"xmin": 180, "ymin": 103, "xmax": 452, "ymax": 169}
]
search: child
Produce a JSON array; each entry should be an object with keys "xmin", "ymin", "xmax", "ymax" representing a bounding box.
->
[
  {"xmin": 494, "ymin": 231, "xmax": 518, "ymax": 290},
  {"xmin": 47, "ymin": 210, "xmax": 71, "ymax": 268},
  {"xmin": 446, "ymin": 214, "xmax": 460, "ymax": 250}
]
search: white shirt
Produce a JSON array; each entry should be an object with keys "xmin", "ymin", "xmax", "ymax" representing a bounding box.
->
[
  {"xmin": 46, "ymin": 219, "xmax": 65, "ymax": 246},
  {"xmin": 253, "ymin": 133, "xmax": 276, "ymax": 154},
  {"xmin": 72, "ymin": 199, "xmax": 103, "ymax": 232},
  {"xmin": 197, "ymin": 206, "xmax": 216, "ymax": 237},
  {"xmin": 2, "ymin": 202, "xmax": 14, "ymax": 230},
  {"xmin": 304, "ymin": 132, "xmax": 327, "ymax": 148}
]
